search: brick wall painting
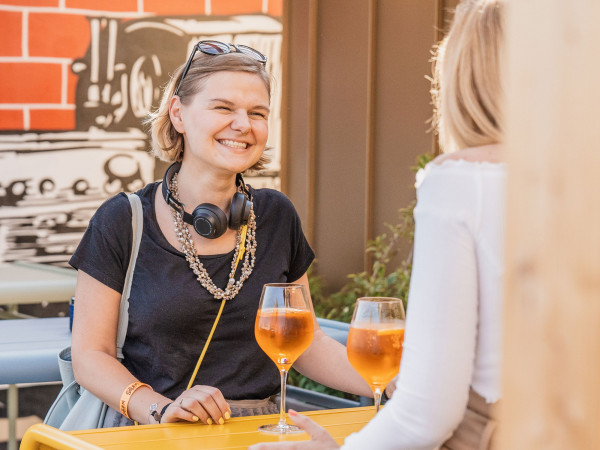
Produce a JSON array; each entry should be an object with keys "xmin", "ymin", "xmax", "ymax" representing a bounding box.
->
[{"xmin": 0, "ymin": 1, "xmax": 282, "ymax": 266}]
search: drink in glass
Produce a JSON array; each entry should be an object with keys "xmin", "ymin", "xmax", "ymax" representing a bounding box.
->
[
  {"xmin": 255, "ymin": 283, "xmax": 314, "ymax": 433},
  {"xmin": 255, "ymin": 308, "xmax": 314, "ymax": 369},
  {"xmin": 347, "ymin": 297, "xmax": 405, "ymax": 412}
]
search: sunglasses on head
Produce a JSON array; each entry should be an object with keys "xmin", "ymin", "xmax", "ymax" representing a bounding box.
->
[{"xmin": 174, "ymin": 40, "xmax": 268, "ymax": 96}]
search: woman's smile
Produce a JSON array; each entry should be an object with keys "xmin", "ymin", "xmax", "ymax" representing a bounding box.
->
[{"xmin": 217, "ymin": 139, "xmax": 250, "ymax": 150}]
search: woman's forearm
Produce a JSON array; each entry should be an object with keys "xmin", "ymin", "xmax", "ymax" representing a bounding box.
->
[
  {"xmin": 290, "ymin": 274, "xmax": 373, "ymax": 397},
  {"xmin": 71, "ymin": 271, "xmax": 172, "ymax": 424},
  {"xmin": 73, "ymin": 348, "xmax": 171, "ymax": 424},
  {"xmin": 294, "ymin": 330, "xmax": 372, "ymax": 397}
]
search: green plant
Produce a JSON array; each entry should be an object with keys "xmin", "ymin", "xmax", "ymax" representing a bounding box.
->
[
  {"xmin": 288, "ymin": 152, "xmax": 434, "ymax": 399},
  {"xmin": 311, "ymin": 206, "xmax": 414, "ymax": 323},
  {"xmin": 311, "ymin": 152, "xmax": 433, "ymax": 323}
]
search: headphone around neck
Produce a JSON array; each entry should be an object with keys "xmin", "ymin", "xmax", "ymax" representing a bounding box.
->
[{"xmin": 162, "ymin": 162, "xmax": 252, "ymax": 239}]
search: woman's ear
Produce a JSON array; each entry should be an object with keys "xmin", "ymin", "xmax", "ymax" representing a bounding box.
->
[{"xmin": 169, "ymin": 96, "xmax": 185, "ymax": 134}]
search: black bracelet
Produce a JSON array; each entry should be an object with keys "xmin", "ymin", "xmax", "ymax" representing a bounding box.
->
[
  {"xmin": 151, "ymin": 402, "xmax": 173, "ymax": 424},
  {"xmin": 382, "ymin": 389, "xmax": 390, "ymax": 402},
  {"xmin": 159, "ymin": 402, "xmax": 173, "ymax": 423}
]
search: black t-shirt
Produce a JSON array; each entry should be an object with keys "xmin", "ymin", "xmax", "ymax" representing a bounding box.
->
[{"xmin": 69, "ymin": 182, "xmax": 314, "ymax": 400}]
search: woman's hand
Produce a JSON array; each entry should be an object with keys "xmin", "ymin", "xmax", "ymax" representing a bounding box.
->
[
  {"xmin": 160, "ymin": 385, "xmax": 231, "ymax": 425},
  {"xmin": 385, "ymin": 375, "xmax": 397, "ymax": 398},
  {"xmin": 248, "ymin": 410, "xmax": 340, "ymax": 449}
]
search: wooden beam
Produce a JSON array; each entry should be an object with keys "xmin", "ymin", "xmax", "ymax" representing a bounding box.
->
[
  {"xmin": 501, "ymin": 1, "xmax": 600, "ymax": 448},
  {"xmin": 363, "ymin": 0, "xmax": 377, "ymax": 271}
]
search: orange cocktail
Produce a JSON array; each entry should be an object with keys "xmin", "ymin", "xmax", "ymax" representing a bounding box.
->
[
  {"xmin": 254, "ymin": 283, "xmax": 314, "ymax": 434},
  {"xmin": 255, "ymin": 308, "xmax": 314, "ymax": 370},
  {"xmin": 346, "ymin": 297, "xmax": 406, "ymax": 412},
  {"xmin": 347, "ymin": 325, "xmax": 404, "ymax": 391}
]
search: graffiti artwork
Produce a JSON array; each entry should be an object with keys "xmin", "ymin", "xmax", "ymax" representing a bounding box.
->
[{"xmin": 0, "ymin": 14, "xmax": 282, "ymax": 266}]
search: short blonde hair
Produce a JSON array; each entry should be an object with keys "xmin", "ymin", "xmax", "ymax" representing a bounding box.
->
[
  {"xmin": 431, "ymin": 0, "xmax": 505, "ymax": 152},
  {"xmin": 146, "ymin": 52, "xmax": 271, "ymax": 171}
]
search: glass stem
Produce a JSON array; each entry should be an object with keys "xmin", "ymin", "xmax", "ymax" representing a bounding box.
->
[
  {"xmin": 278, "ymin": 368, "xmax": 288, "ymax": 427},
  {"xmin": 374, "ymin": 387, "xmax": 382, "ymax": 413}
]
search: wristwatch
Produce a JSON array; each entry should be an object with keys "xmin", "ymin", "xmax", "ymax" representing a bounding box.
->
[
  {"xmin": 150, "ymin": 402, "xmax": 172, "ymax": 423},
  {"xmin": 382, "ymin": 387, "xmax": 391, "ymax": 403}
]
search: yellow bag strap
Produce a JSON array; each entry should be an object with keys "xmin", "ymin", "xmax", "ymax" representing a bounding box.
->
[
  {"xmin": 186, "ymin": 224, "xmax": 248, "ymax": 390},
  {"xmin": 135, "ymin": 226, "xmax": 248, "ymax": 425}
]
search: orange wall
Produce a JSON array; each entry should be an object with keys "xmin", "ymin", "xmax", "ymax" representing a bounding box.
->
[
  {"xmin": 0, "ymin": 0, "xmax": 282, "ymax": 131},
  {"xmin": 0, "ymin": 1, "xmax": 282, "ymax": 268}
]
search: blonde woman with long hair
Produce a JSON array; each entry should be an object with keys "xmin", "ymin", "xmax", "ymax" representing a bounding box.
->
[{"xmin": 251, "ymin": 0, "xmax": 506, "ymax": 448}]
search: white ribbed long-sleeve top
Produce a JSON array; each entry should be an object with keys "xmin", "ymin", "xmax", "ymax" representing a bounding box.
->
[{"xmin": 343, "ymin": 159, "xmax": 506, "ymax": 450}]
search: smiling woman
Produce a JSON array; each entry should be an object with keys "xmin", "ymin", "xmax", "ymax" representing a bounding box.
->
[
  {"xmin": 149, "ymin": 47, "xmax": 272, "ymax": 169},
  {"xmin": 170, "ymin": 71, "xmax": 270, "ymax": 178},
  {"xmin": 65, "ymin": 41, "xmax": 373, "ymax": 431}
]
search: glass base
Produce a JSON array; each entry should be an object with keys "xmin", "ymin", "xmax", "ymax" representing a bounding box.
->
[{"xmin": 258, "ymin": 423, "xmax": 305, "ymax": 434}]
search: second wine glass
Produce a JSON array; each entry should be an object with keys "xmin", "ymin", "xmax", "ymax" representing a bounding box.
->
[
  {"xmin": 254, "ymin": 283, "xmax": 314, "ymax": 434},
  {"xmin": 346, "ymin": 297, "xmax": 406, "ymax": 412}
]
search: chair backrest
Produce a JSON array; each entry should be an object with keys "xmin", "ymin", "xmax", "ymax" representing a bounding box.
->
[
  {"xmin": 441, "ymin": 389, "xmax": 499, "ymax": 450},
  {"xmin": 316, "ymin": 317, "xmax": 350, "ymax": 345}
]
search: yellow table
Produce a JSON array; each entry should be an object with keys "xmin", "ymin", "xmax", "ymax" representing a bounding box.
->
[{"xmin": 21, "ymin": 407, "xmax": 376, "ymax": 450}]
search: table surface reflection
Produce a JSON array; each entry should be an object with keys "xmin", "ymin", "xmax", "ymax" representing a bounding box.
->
[{"xmin": 68, "ymin": 407, "xmax": 376, "ymax": 449}]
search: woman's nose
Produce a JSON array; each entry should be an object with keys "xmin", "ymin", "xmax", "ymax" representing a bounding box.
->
[{"xmin": 231, "ymin": 111, "xmax": 251, "ymax": 134}]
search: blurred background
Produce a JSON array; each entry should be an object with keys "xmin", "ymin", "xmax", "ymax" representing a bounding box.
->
[
  {"xmin": 0, "ymin": 1, "xmax": 460, "ymax": 446},
  {"xmin": 4, "ymin": 0, "xmax": 599, "ymax": 449},
  {"xmin": 0, "ymin": 0, "xmax": 461, "ymax": 292}
]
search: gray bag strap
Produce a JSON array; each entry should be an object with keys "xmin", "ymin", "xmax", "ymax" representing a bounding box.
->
[{"xmin": 116, "ymin": 193, "xmax": 143, "ymax": 360}]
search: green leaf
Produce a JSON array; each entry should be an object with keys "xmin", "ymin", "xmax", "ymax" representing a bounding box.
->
[{"xmin": 298, "ymin": 153, "xmax": 430, "ymax": 396}]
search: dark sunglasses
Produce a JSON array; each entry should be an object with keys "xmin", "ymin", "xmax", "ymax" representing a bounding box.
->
[{"xmin": 174, "ymin": 40, "xmax": 267, "ymax": 96}]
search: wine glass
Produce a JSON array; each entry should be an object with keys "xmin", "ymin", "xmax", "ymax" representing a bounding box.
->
[
  {"xmin": 254, "ymin": 283, "xmax": 315, "ymax": 434},
  {"xmin": 346, "ymin": 297, "xmax": 406, "ymax": 412}
]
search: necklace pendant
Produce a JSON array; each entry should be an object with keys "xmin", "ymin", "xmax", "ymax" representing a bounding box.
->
[{"xmin": 169, "ymin": 172, "xmax": 256, "ymax": 302}]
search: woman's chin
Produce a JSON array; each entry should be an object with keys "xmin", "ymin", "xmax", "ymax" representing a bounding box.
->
[{"xmin": 223, "ymin": 155, "xmax": 263, "ymax": 173}]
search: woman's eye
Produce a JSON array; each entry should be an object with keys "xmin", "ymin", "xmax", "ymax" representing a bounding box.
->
[
  {"xmin": 215, "ymin": 106, "xmax": 231, "ymax": 111},
  {"xmin": 250, "ymin": 112, "xmax": 267, "ymax": 119}
]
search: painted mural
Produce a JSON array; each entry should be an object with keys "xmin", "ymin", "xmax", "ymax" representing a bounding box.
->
[{"xmin": 0, "ymin": 7, "xmax": 282, "ymax": 267}]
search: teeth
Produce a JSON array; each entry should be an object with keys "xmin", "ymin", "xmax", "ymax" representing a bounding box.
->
[{"xmin": 219, "ymin": 139, "xmax": 248, "ymax": 149}]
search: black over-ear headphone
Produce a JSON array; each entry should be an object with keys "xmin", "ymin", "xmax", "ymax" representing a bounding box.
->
[{"xmin": 162, "ymin": 162, "xmax": 252, "ymax": 239}]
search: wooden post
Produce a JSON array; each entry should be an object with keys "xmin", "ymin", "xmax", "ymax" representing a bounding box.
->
[{"xmin": 501, "ymin": 1, "xmax": 600, "ymax": 448}]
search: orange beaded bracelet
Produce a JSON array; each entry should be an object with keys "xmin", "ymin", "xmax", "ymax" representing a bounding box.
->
[{"xmin": 119, "ymin": 381, "xmax": 152, "ymax": 420}]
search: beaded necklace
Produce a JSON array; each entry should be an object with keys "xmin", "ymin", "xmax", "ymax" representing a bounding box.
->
[{"xmin": 169, "ymin": 173, "xmax": 257, "ymax": 301}]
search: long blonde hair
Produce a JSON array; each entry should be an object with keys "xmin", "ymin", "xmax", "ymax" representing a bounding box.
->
[
  {"xmin": 431, "ymin": 0, "xmax": 505, "ymax": 152},
  {"xmin": 146, "ymin": 52, "xmax": 271, "ymax": 170}
]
